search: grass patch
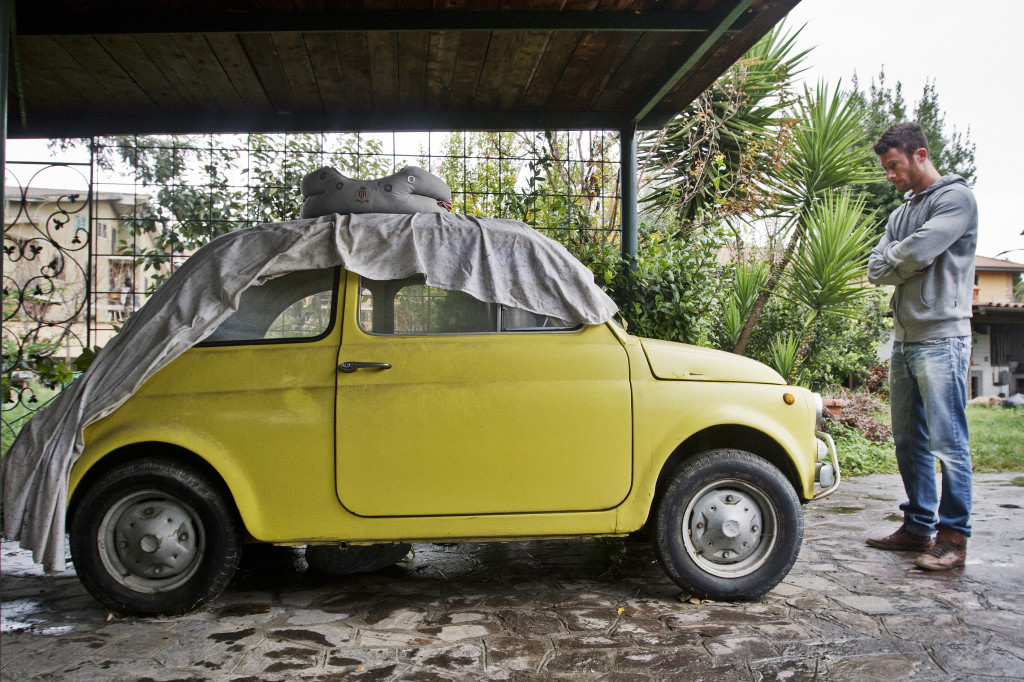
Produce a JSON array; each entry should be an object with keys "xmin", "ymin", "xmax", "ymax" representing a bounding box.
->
[
  {"xmin": 968, "ymin": 405, "xmax": 1024, "ymax": 472},
  {"xmin": 825, "ymin": 398, "xmax": 1024, "ymax": 475},
  {"xmin": 830, "ymin": 422, "xmax": 898, "ymax": 476}
]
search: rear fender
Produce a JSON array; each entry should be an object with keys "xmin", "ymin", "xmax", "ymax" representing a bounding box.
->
[{"xmin": 70, "ymin": 424, "xmax": 260, "ymax": 533}]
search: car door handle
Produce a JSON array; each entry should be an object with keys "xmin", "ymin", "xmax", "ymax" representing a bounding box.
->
[{"xmin": 338, "ymin": 361, "xmax": 392, "ymax": 373}]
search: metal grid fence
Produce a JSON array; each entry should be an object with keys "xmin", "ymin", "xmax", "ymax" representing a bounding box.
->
[{"xmin": 3, "ymin": 130, "xmax": 622, "ymax": 447}]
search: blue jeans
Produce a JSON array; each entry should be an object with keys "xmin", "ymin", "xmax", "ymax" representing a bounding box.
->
[{"xmin": 889, "ymin": 336, "xmax": 972, "ymax": 537}]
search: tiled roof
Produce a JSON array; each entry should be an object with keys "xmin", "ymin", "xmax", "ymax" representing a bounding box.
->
[
  {"xmin": 976, "ymin": 255, "xmax": 1024, "ymax": 272},
  {"xmin": 974, "ymin": 301, "xmax": 1024, "ymax": 309},
  {"xmin": 4, "ymin": 186, "xmax": 148, "ymax": 203}
]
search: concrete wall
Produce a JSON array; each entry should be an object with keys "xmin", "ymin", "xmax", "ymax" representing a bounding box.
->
[{"xmin": 976, "ymin": 270, "xmax": 1015, "ymax": 304}]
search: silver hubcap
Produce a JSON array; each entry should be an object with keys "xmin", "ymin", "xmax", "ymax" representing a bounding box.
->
[
  {"xmin": 683, "ymin": 479, "xmax": 778, "ymax": 578},
  {"xmin": 97, "ymin": 490, "xmax": 205, "ymax": 594}
]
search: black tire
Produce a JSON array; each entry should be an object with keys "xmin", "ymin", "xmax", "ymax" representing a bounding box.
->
[
  {"xmin": 652, "ymin": 449, "xmax": 803, "ymax": 601},
  {"xmin": 69, "ymin": 458, "xmax": 242, "ymax": 616},
  {"xmin": 305, "ymin": 543, "xmax": 411, "ymax": 575}
]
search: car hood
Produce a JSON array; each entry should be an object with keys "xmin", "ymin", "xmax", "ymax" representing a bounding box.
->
[{"xmin": 639, "ymin": 337, "xmax": 785, "ymax": 384}]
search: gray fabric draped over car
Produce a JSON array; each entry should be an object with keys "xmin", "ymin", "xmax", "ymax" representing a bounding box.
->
[{"xmin": 1, "ymin": 213, "xmax": 619, "ymax": 572}]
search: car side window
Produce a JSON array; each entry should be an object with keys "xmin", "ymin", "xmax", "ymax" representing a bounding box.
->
[
  {"xmin": 358, "ymin": 275, "xmax": 576, "ymax": 335},
  {"xmin": 500, "ymin": 307, "xmax": 574, "ymax": 331},
  {"xmin": 202, "ymin": 267, "xmax": 337, "ymax": 344}
]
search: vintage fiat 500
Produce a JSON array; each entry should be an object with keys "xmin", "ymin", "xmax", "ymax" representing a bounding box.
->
[{"xmin": 11, "ymin": 213, "xmax": 838, "ymax": 616}]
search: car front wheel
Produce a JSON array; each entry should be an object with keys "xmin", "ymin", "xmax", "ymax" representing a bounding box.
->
[
  {"xmin": 652, "ymin": 449, "xmax": 803, "ymax": 600},
  {"xmin": 69, "ymin": 458, "xmax": 242, "ymax": 616}
]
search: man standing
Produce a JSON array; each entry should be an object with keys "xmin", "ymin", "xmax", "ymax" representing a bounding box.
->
[{"xmin": 866, "ymin": 122, "xmax": 978, "ymax": 571}]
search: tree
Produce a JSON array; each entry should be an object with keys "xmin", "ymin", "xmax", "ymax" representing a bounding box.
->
[
  {"xmin": 851, "ymin": 69, "xmax": 977, "ymax": 229},
  {"xmin": 639, "ymin": 24, "xmax": 808, "ymax": 223},
  {"xmin": 75, "ymin": 133, "xmax": 393, "ymax": 286},
  {"xmin": 512, "ymin": 130, "xmax": 622, "ymax": 247},
  {"xmin": 778, "ymin": 191, "xmax": 878, "ymax": 382},
  {"xmin": 434, "ymin": 132, "xmax": 524, "ymax": 218}
]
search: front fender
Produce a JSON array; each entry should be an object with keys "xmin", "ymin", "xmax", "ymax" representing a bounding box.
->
[{"xmin": 634, "ymin": 380, "xmax": 818, "ymax": 501}]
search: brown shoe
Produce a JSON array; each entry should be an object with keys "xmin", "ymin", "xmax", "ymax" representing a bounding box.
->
[
  {"xmin": 915, "ymin": 527, "xmax": 967, "ymax": 570},
  {"xmin": 866, "ymin": 526, "xmax": 935, "ymax": 551}
]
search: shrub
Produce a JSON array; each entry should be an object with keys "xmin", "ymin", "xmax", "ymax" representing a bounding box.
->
[
  {"xmin": 828, "ymin": 388, "xmax": 892, "ymax": 442},
  {"xmin": 572, "ymin": 218, "xmax": 731, "ymax": 348},
  {"xmin": 828, "ymin": 422, "xmax": 897, "ymax": 476},
  {"xmin": 742, "ymin": 283, "xmax": 890, "ymax": 390}
]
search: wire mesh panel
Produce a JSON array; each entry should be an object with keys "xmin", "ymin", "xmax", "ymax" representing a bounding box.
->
[
  {"xmin": 2, "ymin": 131, "xmax": 622, "ymax": 452},
  {"xmin": 89, "ymin": 130, "xmax": 623, "ymax": 301}
]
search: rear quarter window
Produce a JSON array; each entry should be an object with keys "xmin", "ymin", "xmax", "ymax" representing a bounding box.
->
[{"xmin": 201, "ymin": 267, "xmax": 338, "ymax": 345}]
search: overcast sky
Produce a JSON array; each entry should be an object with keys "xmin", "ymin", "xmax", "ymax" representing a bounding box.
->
[{"xmin": 785, "ymin": 0, "xmax": 1024, "ymax": 262}]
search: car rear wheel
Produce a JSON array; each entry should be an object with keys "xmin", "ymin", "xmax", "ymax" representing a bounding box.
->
[
  {"xmin": 69, "ymin": 458, "xmax": 242, "ymax": 616},
  {"xmin": 652, "ymin": 449, "xmax": 803, "ymax": 600}
]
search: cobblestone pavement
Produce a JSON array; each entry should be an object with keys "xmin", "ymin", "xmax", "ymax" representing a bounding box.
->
[{"xmin": 2, "ymin": 473, "xmax": 1023, "ymax": 681}]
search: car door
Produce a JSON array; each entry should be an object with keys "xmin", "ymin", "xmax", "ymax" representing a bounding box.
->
[{"xmin": 335, "ymin": 272, "xmax": 632, "ymax": 517}]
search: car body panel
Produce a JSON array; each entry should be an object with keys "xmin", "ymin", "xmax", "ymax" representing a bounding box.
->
[
  {"xmin": 640, "ymin": 337, "xmax": 785, "ymax": 384},
  {"xmin": 335, "ymin": 329, "xmax": 634, "ymax": 515},
  {"xmin": 75, "ymin": 335, "xmax": 342, "ymax": 540},
  {"xmin": 631, "ymin": 379, "xmax": 819, "ymax": 500},
  {"xmin": 336, "ymin": 274, "xmax": 633, "ymax": 516}
]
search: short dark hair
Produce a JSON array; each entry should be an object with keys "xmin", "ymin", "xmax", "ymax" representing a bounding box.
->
[{"xmin": 874, "ymin": 122, "xmax": 929, "ymax": 158}]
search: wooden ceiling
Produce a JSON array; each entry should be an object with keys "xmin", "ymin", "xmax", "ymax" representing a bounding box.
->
[{"xmin": 6, "ymin": 0, "xmax": 800, "ymax": 138}]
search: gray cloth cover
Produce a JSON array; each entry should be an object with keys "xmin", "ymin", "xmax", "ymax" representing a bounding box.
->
[{"xmin": 2, "ymin": 213, "xmax": 618, "ymax": 572}]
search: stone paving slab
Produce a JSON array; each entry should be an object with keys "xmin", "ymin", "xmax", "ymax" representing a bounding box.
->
[{"xmin": 2, "ymin": 473, "xmax": 1023, "ymax": 681}]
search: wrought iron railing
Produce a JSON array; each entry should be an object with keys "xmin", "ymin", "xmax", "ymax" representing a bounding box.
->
[{"xmin": 3, "ymin": 160, "xmax": 94, "ymax": 449}]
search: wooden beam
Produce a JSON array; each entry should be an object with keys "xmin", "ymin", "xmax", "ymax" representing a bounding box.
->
[
  {"xmin": 15, "ymin": 8, "xmax": 754, "ymax": 37},
  {"xmin": 626, "ymin": 0, "xmax": 756, "ymax": 127},
  {"xmin": 6, "ymin": 109, "xmax": 648, "ymax": 139}
]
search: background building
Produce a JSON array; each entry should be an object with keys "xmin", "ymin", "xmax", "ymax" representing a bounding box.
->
[
  {"xmin": 972, "ymin": 255, "xmax": 1024, "ymax": 397},
  {"xmin": 4, "ymin": 184, "xmax": 164, "ymax": 378}
]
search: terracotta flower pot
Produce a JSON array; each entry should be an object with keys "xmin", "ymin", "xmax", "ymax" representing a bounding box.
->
[{"xmin": 822, "ymin": 398, "xmax": 847, "ymax": 418}]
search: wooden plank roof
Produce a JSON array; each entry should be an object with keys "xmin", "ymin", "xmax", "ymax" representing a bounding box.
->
[{"xmin": 6, "ymin": 0, "xmax": 800, "ymax": 138}]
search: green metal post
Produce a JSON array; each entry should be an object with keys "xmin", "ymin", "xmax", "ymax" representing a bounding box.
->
[{"xmin": 620, "ymin": 125, "xmax": 638, "ymax": 268}]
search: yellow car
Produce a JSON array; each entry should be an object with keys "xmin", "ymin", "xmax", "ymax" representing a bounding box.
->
[{"xmin": 66, "ymin": 240, "xmax": 838, "ymax": 616}]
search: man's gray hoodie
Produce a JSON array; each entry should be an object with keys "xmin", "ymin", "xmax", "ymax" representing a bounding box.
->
[{"xmin": 867, "ymin": 174, "xmax": 978, "ymax": 342}]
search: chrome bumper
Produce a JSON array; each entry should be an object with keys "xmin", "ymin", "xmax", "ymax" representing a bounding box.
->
[{"xmin": 811, "ymin": 430, "xmax": 841, "ymax": 500}]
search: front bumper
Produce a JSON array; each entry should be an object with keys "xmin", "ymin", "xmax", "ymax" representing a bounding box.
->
[{"xmin": 811, "ymin": 430, "xmax": 841, "ymax": 500}]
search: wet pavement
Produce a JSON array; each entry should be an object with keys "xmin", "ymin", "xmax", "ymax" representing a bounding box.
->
[{"xmin": 2, "ymin": 473, "xmax": 1023, "ymax": 681}]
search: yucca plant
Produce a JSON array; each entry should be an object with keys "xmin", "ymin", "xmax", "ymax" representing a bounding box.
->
[
  {"xmin": 780, "ymin": 191, "xmax": 878, "ymax": 382},
  {"xmin": 639, "ymin": 23, "xmax": 809, "ymax": 222},
  {"xmin": 732, "ymin": 82, "xmax": 876, "ymax": 356},
  {"xmin": 721, "ymin": 259, "xmax": 770, "ymax": 348},
  {"xmin": 771, "ymin": 83, "xmax": 878, "ymax": 214},
  {"xmin": 768, "ymin": 331, "xmax": 801, "ymax": 381}
]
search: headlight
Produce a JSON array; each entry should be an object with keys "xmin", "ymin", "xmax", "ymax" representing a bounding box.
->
[{"xmin": 812, "ymin": 392, "xmax": 823, "ymax": 431}]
